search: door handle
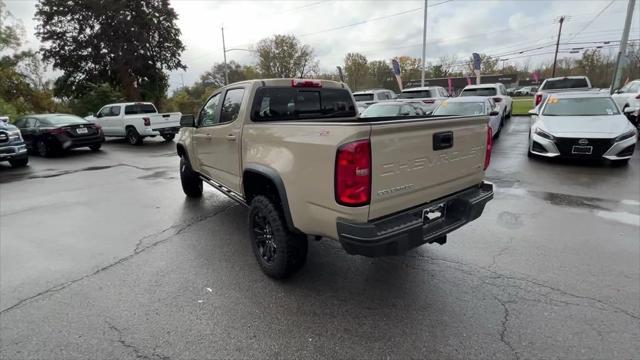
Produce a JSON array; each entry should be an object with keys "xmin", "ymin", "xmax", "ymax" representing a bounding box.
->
[
  {"xmin": 194, "ymin": 133, "xmax": 212, "ymax": 140},
  {"xmin": 225, "ymin": 134, "xmax": 237, "ymax": 141}
]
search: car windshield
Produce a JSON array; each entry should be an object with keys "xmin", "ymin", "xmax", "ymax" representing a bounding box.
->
[
  {"xmin": 433, "ymin": 102, "xmax": 486, "ymax": 116},
  {"xmin": 353, "ymin": 94, "xmax": 374, "ymax": 102},
  {"xmin": 542, "ymin": 97, "xmax": 620, "ymax": 116},
  {"xmin": 41, "ymin": 115, "xmax": 88, "ymax": 125},
  {"xmin": 541, "ymin": 78, "xmax": 589, "ymax": 90},
  {"xmin": 460, "ymin": 88, "xmax": 497, "ymax": 96},
  {"xmin": 398, "ymin": 90, "xmax": 432, "ymax": 99}
]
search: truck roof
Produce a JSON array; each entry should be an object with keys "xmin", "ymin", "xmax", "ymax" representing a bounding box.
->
[
  {"xmin": 229, "ymin": 78, "xmax": 347, "ymax": 89},
  {"xmin": 105, "ymin": 102, "xmax": 155, "ymax": 107},
  {"xmin": 463, "ymin": 83, "xmax": 502, "ymax": 89},
  {"xmin": 401, "ymin": 86, "xmax": 441, "ymax": 92}
]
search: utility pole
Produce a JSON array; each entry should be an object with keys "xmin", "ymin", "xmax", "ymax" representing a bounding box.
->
[
  {"xmin": 551, "ymin": 16, "xmax": 565, "ymax": 77},
  {"xmin": 610, "ymin": 0, "xmax": 636, "ymax": 94},
  {"xmin": 221, "ymin": 26, "xmax": 229, "ymax": 85},
  {"xmin": 421, "ymin": 0, "xmax": 428, "ymax": 87}
]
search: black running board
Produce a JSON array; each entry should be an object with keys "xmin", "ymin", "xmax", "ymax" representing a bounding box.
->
[{"xmin": 200, "ymin": 176, "xmax": 248, "ymax": 207}]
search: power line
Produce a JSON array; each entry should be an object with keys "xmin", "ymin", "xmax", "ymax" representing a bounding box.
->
[
  {"xmin": 566, "ymin": 0, "xmax": 616, "ymax": 41},
  {"xmin": 298, "ymin": 0, "xmax": 453, "ymax": 37}
]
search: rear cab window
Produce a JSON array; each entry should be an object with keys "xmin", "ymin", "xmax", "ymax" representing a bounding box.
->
[
  {"xmin": 124, "ymin": 103, "xmax": 158, "ymax": 115},
  {"xmin": 460, "ymin": 88, "xmax": 497, "ymax": 96},
  {"xmin": 353, "ymin": 94, "xmax": 374, "ymax": 102},
  {"xmin": 250, "ymin": 87, "xmax": 356, "ymax": 121},
  {"xmin": 541, "ymin": 78, "xmax": 589, "ymax": 90},
  {"xmin": 398, "ymin": 90, "xmax": 432, "ymax": 99}
]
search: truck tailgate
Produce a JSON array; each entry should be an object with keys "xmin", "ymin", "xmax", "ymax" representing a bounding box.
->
[
  {"xmin": 368, "ymin": 116, "xmax": 488, "ymax": 220},
  {"xmin": 150, "ymin": 113, "xmax": 181, "ymax": 129}
]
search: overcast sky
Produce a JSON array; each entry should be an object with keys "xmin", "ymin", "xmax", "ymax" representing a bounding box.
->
[{"xmin": 5, "ymin": 0, "xmax": 639, "ymax": 92}]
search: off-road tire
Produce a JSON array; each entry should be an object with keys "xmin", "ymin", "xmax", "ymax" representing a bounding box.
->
[
  {"xmin": 126, "ymin": 127, "xmax": 143, "ymax": 146},
  {"xmin": 9, "ymin": 157, "xmax": 28, "ymax": 168},
  {"xmin": 180, "ymin": 156, "xmax": 203, "ymax": 197},
  {"xmin": 248, "ymin": 195, "xmax": 308, "ymax": 279}
]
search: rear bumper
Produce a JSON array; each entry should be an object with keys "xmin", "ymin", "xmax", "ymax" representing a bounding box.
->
[
  {"xmin": 143, "ymin": 126, "xmax": 180, "ymax": 136},
  {"xmin": 57, "ymin": 134, "xmax": 105, "ymax": 149},
  {"xmin": 337, "ymin": 182, "xmax": 494, "ymax": 257}
]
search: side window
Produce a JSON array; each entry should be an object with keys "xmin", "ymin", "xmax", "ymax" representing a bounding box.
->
[
  {"xmin": 14, "ymin": 118, "xmax": 25, "ymax": 128},
  {"xmin": 628, "ymin": 83, "xmax": 640, "ymax": 93},
  {"xmin": 220, "ymin": 88, "xmax": 245, "ymax": 124},
  {"xmin": 98, "ymin": 107, "xmax": 109, "ymax": 117},
  {"xmin": 26, "ymin": 118, "xmax": 37, "ymax": 128},
  {"xmin": 199, "ymin": 93, "xmax": 221, "ymax": 127},
  {"xmin": 400, "ymin": 104, "xmax": 416, "ymax": 115},
  {"xmin": 111, "ymin": 106, "xmax": 121, "ymax": 116}
]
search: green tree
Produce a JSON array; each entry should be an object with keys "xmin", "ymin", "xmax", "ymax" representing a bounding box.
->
[
  {"xmin": 343, "ymin": 53, "xmax": 368, "ymax": 91},
  {"xmin": 200, "ymin": 61, "xmax": 261, "ymax": 87},
  {"xmin": 367, "ymin": 60, "xmax": 396, "ymax": 91},
  {"xmin": 255, "ymin": 34, "xmax": 317, "ymax": 78},
  {"xmin": 35, "ymin": 0, "xmax": 186, "ymax": 102},
  {"xmin": 396, "ymin": 56, "xmax": 423, "ymax": 84}
]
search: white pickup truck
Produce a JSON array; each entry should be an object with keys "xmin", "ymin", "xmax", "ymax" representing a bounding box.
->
[{"xmin": 86, "ymin": 102, "xmax": 181, "ymax": 145}]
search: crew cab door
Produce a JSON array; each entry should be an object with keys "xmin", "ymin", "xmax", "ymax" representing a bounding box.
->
[
  {"xmin": 193, "ymin": 86, "xmax": 246, "ymax": 193},
  {"xmin": 97, "ymin": 105, "xmax": 123, "ymax": 136}
]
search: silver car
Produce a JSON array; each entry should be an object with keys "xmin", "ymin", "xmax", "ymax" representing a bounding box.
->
[
  {"xmin": 431, "ymin": 96, "xmax": 503, "ymax": 138},
  {"xmin": 528, "ymin": 92, "xmax": 637, "ymax": 164}
]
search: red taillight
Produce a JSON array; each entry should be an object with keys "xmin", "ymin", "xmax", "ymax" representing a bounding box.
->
[
  {"xmin": 48, "ymin": 128, "xmax": 65, "ymax": 135},
  {"xmin": 422, "ymin": 99, "xmax": 435, "ymax": 104},
  {"xmin": 484, "ymin": 126, "xmax": 493, "ymax": 171},
  {"xmin": 493, "ymin": 97, "xmax": 502, "ymax": 103},
  {"xmin": 143, "ymin": 117, "xmax": 151, "ymax": 126},
  {"xmin": 535, "ymin": 93, "xmax": 543, "ymax": 106},
  {"xmin": 291, "ymin": 79, "xmax": 322, "ymax": 88},
  {"xmin": 335, "ymin": 139, "xmax": 371, "ymax": 206}
]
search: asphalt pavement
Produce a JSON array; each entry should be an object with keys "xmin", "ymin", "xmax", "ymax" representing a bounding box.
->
[{"xmin": 1, "ymin": 117, "xmax": 639, "ymax": 359}]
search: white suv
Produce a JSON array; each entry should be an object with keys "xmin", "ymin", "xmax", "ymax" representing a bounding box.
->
[
  {"xmin": 398, "ymin": 86, "xmax": 449, "ymax": 112},
  {"xmin": 460, "ymin": 83, "xmax": 513, "ymax": 118},
  {"xmin": 352, "ymin": 89, "xmax": 397, "ymax": 107}
]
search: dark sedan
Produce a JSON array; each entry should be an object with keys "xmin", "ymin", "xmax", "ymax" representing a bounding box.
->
[{"xmin": 14, "ymin": 114, "xmax": 105, "ymax": 157}]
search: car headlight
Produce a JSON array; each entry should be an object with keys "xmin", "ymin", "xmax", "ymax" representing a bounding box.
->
[
  {"xmin": 535, "ymin": 128, "xmax": 555, "ymax": 140},
  {"xmin": 8, "ymin": 130, "xmax": 22, "ymax": 141},
  {"xmin": 614, "ymin": 129, "xmax": 637, "ymax": 142}
]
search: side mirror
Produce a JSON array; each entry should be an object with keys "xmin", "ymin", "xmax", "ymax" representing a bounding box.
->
[
  {"xmin": 489, "ymin": 110, "xmax": 500, "ymax": 116},
  {"xmin": 180, "ymin": 114, "xmax": 196, "ymax": 127},
  {"xmin": 96, "ymin": 112, "xmax": 103, "ymax": 118},
  {"xmin": 528, "ymin": 109, "xmax": 538, "ymax": 116}
]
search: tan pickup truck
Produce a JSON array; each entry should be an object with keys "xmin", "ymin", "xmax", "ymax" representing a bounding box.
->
[{"xmin": 177, "ymin": 79, "xmax": 494, "ymax": 278}]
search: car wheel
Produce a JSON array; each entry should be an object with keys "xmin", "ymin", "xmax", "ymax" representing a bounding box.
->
[
  {"xmin": 36, "ymin": 140, "xmax": 51, "ymax": 157},
  {"xmin": 494, "ymin": 119, "xmax": 503, "ymax": 139},
  {"xmin": 161, "ymin": 133, "xmax": 175, "ymax": 142},
  {"xmin": 180, "ymin": 156, "xmax": 203, "ymax": 197},
  {"xmin": 126, "ymin": 127, "xmax": 143, "ymax": 145},
  {"xmin": 9, "ymin": 157, "xmax": 28, "ymax": 168},
  {"xmin": 249, "ymin": 195, "xmax": 308, "ymax": 279},
  {"xmin": 89, "ymin": 144, "xmax": 102, "ymax": 151}
]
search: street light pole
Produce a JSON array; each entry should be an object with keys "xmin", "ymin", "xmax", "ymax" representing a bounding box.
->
[
  {"xmin": 610, "ymin": 0, "xmax": 636, "ymax": 94},
  {"xmin": 421, "ymin": 0, "xmax": 428, "ymax": 87},
  {"xmin": 551, "ymin": 16, "xmax": 565, "ymax": 77},
  {"xmin": 221, "ymin": 26, "xmax": 229, "ymax": 85}
]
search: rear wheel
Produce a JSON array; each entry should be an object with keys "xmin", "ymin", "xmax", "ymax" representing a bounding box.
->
[
  {"xmin": 9, "ymin": 157, "xmax": 28, "ymax": 168},
  {"xmin": 180, "ymin": 156, "xmax": 203, "ymax": 197},
  {"xmin": 126, "ymin": 127, "xmax": 143, "ymax": 145},
  {"xmin": 161, "ymin": 133, "xmax": 175, "ymax": 141},
  {"xmin": 249, "ymin": 195, "xmax": 308, "ymax": 279},
  {"xmin": 89, "ymin": 144, "xmax": 102, "ymax": 151},
  {"xmin": 36, "ymin": 139, "xmax": 51, "ymax": 157}
]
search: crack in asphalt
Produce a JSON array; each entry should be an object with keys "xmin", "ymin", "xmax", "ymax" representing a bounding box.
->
[
  {"xmin": 106, "ymin": 320, "xmax": 170, "ymax": 360},
  {"xmin": 492, "ymin": 295, "xmax": 520, "ymax": 360},
  {"xmin": 0, "ymin": 204, "xmax": 238, "ymax": 315}
]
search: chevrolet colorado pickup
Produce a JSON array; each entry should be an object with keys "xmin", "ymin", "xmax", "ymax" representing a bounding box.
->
[
  {"xmin": 86, "ymin": 102, "xmax": 181, "ymax": 145},
  {"xmin": 177, "ymin": 79, "xmax": 494, "ymax": 278}
]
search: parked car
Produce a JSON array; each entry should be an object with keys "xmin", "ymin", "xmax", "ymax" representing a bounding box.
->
[
  {"xmin": 432, "ymin": 96, "xmax": 503, "ymax": 138},
  {"xmin": 359, "ymin": 101, "xmax": 429, "ymax": 118},
  {"xmin": 352, "ymin": 89, "xmax": 397, "ymax": 107},
  {"xmin": 86, "ymin": 102, "xmax": 181, "ymax": 145},
  {"xmin": 612, "ymin": 79, "xmax": 640, "ymax": 127},
  {"xmin": 0, "ymin": 120, "xmax": 28, "ymax": 167},
  {"xmin": 0, "ymin": 116, "xmax": 9, "ymax": 123},
  {"xmin": 460, "ymin": 83, "xmax": 513, "ymax": 119},
  {"xmin": 528, "ymin": 92, "xmax": 637, "ymax": 164},
  {"xmin": 514, "ymin": 86, "xmax": 537, "ymax": 96},
  {"xmin": 397, "ymin": 86, "xmax": 449, "ymax": 113},
  {"xmin": 177, "ymin": 78, "xmax": 494, "ymax": 278},
  {"xmin": 14, "ymin": 114, "xmax": 105, "ymax": 157},
  {"xmin": 533, "ymin": 76, "xmax": 592, "ymax": 108}
]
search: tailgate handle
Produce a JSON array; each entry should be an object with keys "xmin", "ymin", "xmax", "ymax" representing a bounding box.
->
[{"xmin": 433, "ymin": 131, "xmax": 453, "ymax": 150}]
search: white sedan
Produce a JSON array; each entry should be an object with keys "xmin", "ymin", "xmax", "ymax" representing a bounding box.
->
[{"xmin": 528, "ymin": 92, "xmax": 637, "ymax": 164}]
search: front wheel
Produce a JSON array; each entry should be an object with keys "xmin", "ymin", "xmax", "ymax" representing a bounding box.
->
[
  {"xmin": 126, "ymin": 127, "xmax": 143, "ymax": 145},
  {"xmin": 9, "ymin": 157, "xmax": 28, "ymax": 168},
  {"xmin": 89, "ymin": 144, "xmax": 102, "ymax": 151},
  {"xmin": 180, "ymin": 156, "xmax": 203, "ymax": 197},
  {"xmin": 161, "ymin": 133, "xmax": 176, "ymax": 141},
  {"xmin": 249, "ymin": 195, "xmax": 308, "ymax": 279}
]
